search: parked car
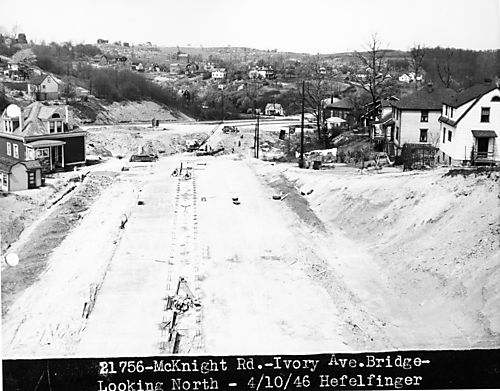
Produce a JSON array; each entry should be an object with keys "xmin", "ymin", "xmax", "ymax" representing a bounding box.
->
[
  {"xmin": 222, "ymin": 125, "xmax": 239, "ymax": 133},
  {"xmin": 129, "ymin": 153, "xmax": 158, "ymax": 162}
]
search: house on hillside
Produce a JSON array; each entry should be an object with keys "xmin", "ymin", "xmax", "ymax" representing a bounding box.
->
[
  {"xmin": 322, "ymin": 97, "xmax": 355, "ymax": 129},
  {"xmin": 212, "ymin": 68, "xmax": 227, "ymax": 80},
  {"xmin": 169, "ymin": 63, "xmax": 182, "ymax": 75},
  {"xmin": 438, "ymin": 82, "xmax": 500, "ymax": 166},
  {"xmin": 5, "ymin": 62, "xmax": 30, "ymax": 80},
  {"xmin": 0, "ymin": 102, "xmax": 86, "ymax": 184},
  {"xmin": 264, "ymin": 103, "xmax": 284, "ymax": 116},
  {"xmin": 391, "ymin": 84, "xmax": 455, "ymax": 155},
  {"xmin": 28, "ymin": 73, "xmax": 62, "ymax": 100}
]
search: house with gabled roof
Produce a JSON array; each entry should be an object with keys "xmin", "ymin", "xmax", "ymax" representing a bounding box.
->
[
  {"xmin": 322, "ymin": 97, "xmax": 355, "ymax": 129},
  {"xmin": 438, "ymin": 82, "xmax": 500, "ymax": 166},
  {"xmin": 264, "ymin": 103, "xmax": 284, "ymax": 116},
  {"xmin": 0, "ymin": 102, "xmax": 86, "ymax": 182},
  {"xmin": 27, "ymin": 73, "xmax": 62, "ymax": 100},
  {"xmin": 391, "ymin": 84, "xmax": 455, "ymax": 154}
]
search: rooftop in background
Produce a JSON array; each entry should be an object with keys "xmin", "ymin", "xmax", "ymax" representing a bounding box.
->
[{"xmin": 391, "ymin": 86, "xmax": 456, "ymax": 110}]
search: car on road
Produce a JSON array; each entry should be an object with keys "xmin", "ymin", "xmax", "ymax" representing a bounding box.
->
[{"xmin": 222, "ymin": 125, "xmax": 239, "ymax": 134}]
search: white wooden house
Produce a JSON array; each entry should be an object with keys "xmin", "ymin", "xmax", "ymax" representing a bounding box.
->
[{"xmin": 438, "ymin": 83, "xmax": 500, "ymax": 165}]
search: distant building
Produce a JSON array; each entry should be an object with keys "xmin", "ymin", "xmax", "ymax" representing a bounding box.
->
[
  {"xmin": 16, "ymin": 33, "xmax": 27, "ymax": 44},
  {"xmin": 211, "ymin": 68, "xmax": 227, "ymax": 80},
  {"xmin": 97, "ymin": 39, "xmax": 109, "ymax": 44},
  {"xmin": 264, "ymin": 103, "xmax": 284, "ymax": 116},
  {"xmin": 28, "ymin": 73, "xmax": 62, "ymax": 100},
  {"xmin": 170, "ymin": 63, "xmax": 182, "ymax": 75}
]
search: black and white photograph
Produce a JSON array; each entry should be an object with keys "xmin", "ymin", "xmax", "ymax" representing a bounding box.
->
[{"xmin": 1, "ymin": 0, "xmax": 499, "ymax": 389}]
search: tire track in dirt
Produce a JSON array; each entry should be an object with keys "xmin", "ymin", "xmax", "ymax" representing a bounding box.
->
[{"xmin": 159, "ymin": 161, "xmax": 203, "ymax": 353}]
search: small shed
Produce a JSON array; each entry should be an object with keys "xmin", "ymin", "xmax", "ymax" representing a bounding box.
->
[{"xmin": 0, "ymin": 156, "xmax": 43, "ymax": 192}]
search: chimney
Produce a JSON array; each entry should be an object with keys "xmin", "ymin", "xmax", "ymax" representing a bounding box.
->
[
  {"xmin": 19, "ymin": 109, "xmax": 23, "ymax": 131},
  {"xmin": 426, "ymin": 82, "xmax": 434, "ymax": 93},
  {"xmin": 65, "ymin": 106, "xmax": 69, "ymax": 128}
]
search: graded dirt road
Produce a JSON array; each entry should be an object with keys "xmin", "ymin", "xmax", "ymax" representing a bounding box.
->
[{"xmin": 2, "ymin": 153, "xmax": 402, "ymax": 357}]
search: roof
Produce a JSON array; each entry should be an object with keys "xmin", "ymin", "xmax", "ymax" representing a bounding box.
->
[
  {"xmin": 265, "ymin": 103, "xmax": 283, "ymax": 109},
  {"xmin": 20, "ymin": 160, "xmax": 42, "ymax": 170},
  {"xmin": 444, "ymin": 84, "xmax": 499, "ymax": 108},
  {"xmin": 30, "ymin": 73, "xmax": 61, "ymax": 86},
  {"xmin": 0, "ymin": 156, "xmax": 18, "ymax": 173},
  {"xmin": 373, "ymin": 113, "xmax": 393, "ymax": 125},
  {"xmin": 392, "ymin": 88, "xmax": 456, "ymax": 110},
  {"xmin": 471, "ymin": 130, "xmax": 497, "ymax": 138},
  {"xmin": 1, "ymin": 102, "xmax": 77, "ymax": 137},
  {"xmin": 27, "ymin": 139, "xmax": 66, "ymax": 148},
  {"xmin": 323, "ymin": 99, "xmax": 354, "ymax": 110}
]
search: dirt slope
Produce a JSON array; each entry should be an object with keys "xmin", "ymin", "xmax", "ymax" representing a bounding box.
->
[{"xmin": 265, "ymin": 164, "xmax": 500, "ymax": 349}]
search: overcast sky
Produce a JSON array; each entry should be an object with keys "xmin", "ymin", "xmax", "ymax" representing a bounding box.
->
[{"xmin": 1, "ymin": 0, "xmax": 499, "ymax": 53}]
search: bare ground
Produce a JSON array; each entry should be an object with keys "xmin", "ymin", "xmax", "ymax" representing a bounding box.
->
[{"xmin": 2, "ymin": 123, "xmax": 499, "ymax": 357}]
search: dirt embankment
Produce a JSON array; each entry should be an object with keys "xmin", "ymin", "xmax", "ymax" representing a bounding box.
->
[
  {"xmin": 258, "ymin": 163, "xmax": 500, "ymax": 348},
  {"xmin": 1, "ymin": 172, "xmax": 117, "ymax": 316},
  {"xmin": 0, "ymin": 176, "xmax": 70, "ymax": 255},
  {"xmin": 70, "ymin": 98, "xmax": 192, "ymax": 125}
]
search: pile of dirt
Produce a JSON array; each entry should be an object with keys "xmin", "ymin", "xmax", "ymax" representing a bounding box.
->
[
  {"xmin": 1, "ymin": 172, "xmax": 117, "ymax": 316},
  {"xmin": 86, "ymin": 126, "xmax": 208, "ymax": 158},
  {"xmin": 260, "ymin": 162, "xmax": 500, "ymax": 348}
]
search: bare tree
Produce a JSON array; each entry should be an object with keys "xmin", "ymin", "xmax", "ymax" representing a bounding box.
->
[
  {"xmin": 437, "ymin": 49, "xmax": 454, "ymax": 88},
  {"xmin": 304, "ymin": 71, "xmax": 330, "ymax": 146},
  {"xmin": 409, "ymin": 44, "xmax": 426, "ymax": 89},
  {"xmin": 349, "ymin": 34, "xmax": 393, "ymax": 135}
]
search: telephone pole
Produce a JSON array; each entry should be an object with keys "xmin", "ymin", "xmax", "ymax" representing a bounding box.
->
[{"xmin": 299, "ymin": 80, "xmax": 305, "ymax": 168}]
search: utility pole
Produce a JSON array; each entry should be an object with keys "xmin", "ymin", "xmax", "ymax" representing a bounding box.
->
[
  {"xmin": 299, "ymin": 80, "xmax": 305, "ymax": 168},
  {"xmin": 218, "ymin": 84, "xmax": 224, "ymax": 121},
  {"xmin": 254, "ymin": 111, "xmax": 260, "ymax": 159}
]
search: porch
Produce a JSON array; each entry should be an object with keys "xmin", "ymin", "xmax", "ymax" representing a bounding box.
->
[
  {"xmin": 471, "ymin": 130, "xmax": 498, "ymax": 166},
  {"xmin": 26, "ymin": 139, "xmax": 66, "ymax": 173}
]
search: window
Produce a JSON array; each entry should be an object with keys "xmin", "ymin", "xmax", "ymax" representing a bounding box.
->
[
  {"xmin": 36, "ymin": 148, "xmax": 49, "ymax": 158},
  {"xmin": 420, "ymin": 110, "xmax": 428, "ymax": 122},
  {"xmin": 420, "ymin": 129, "xmax": 428, "ymax": 143},
  {"xmin": 6, "ymin": 142, "xmax": 11, "ymax": 156},
  {"xmin": 443, "ymin": 128, "xmax": 446, "ymax": 143},
  {"xmin": 2, "ymin": 173, "xmax": 7, "ymax": 187},
  {"xmin": 481, "ymin": 107, "xmax": 490, "ymax": 122},
  {"xmin": 13, "ymin": 144, "xmax": 19, "ymax": 158},
  {"xmin": 492, "ymin": 96, "xmax": 500, "ymax": 102},
  {"xmin": 26, "ymin": 147, "xmax": 35, "ymax": 160},
  {"xmin": 450, "ymin": 108, "xmax": 453, "ymax": 118},
  {"xmin": 49, "ymin": 121, "xmax": 55, "ymax": 133},
  {"xmin": 445, "ymin": 106, "xmax": 448, "ymax": 116},
  {"xmin": 448, "ymin": 130, "xmax": 452, "ymax": 142},
  {"xmin": 395, "ymin": 126, "xmax": 399, "ymax": 140}
]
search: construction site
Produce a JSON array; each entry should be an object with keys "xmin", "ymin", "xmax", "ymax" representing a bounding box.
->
[{"xmin": 1, "ymin": 119, "xmax": 499, "ymax": 357}]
